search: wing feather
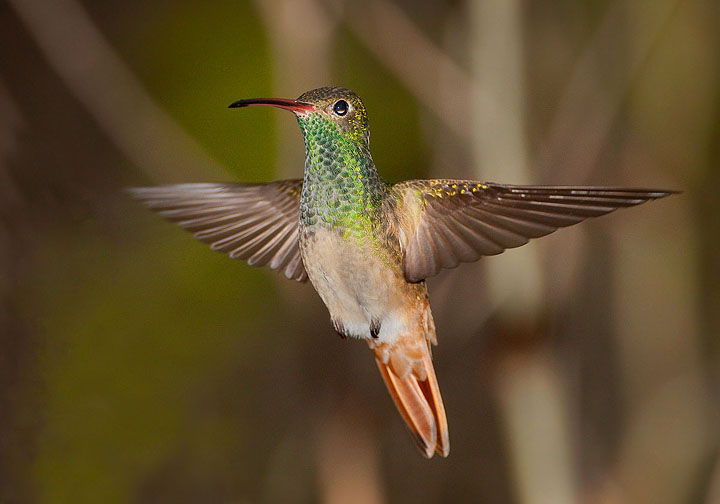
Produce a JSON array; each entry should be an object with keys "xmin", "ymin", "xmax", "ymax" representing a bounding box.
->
[
  {"xmin": 393, "ymin": 180, "xmax": 676, "ymax": 282},
  {"xmin": 129, "ymin": 180, "xmax": 307, "ymax": 281}
]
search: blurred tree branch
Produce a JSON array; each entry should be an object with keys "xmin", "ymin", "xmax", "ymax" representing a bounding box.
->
[
  {"xmin": 323, "ymin": 0, "xmax": 483, "ymax": 142},
  {"xmin": 536, "ymin": 0, "xmax": 682, "ymax": 180},
  {"xmin": 6, "ymin": 0, "xmax": 228, "ymax": 182}
]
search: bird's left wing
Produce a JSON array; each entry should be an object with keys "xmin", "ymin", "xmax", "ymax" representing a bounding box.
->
[
  {"xmin": 129, "ymin": 180, "xmax": 307, "ymax": 282},
  {"xmin": 392, "ymin": 180, "xmax": 676, "ymax": 283}
]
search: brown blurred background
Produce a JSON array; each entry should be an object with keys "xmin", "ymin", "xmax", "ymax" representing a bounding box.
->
[{"xmin": 1, "ymin": 0, "xmax": 718, "ymax": 502}]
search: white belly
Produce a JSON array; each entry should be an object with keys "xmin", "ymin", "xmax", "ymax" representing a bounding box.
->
[{"xmin": 300, "ymin": 228, "xmax": 409, "ymax": 343}]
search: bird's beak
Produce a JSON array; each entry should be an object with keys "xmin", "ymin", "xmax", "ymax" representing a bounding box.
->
[{"xmin": 228, "ymin": 98, "xmax": 315, "ymax": 114}]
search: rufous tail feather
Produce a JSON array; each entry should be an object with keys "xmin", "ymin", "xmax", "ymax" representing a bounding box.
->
[{"xmin": 372, "ymin": 337, "xmax": 449, "ymax": 458}]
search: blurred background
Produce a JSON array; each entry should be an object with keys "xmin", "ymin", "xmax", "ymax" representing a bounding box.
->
[{"xmin": 1, "ymin": 0, "xmax": 718, "ymax": 502}]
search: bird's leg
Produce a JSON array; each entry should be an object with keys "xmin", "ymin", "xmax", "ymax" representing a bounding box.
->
[
  {"xmin": 332, "ymin": 318, "xmax": 348, "ymax": 339},
  {"xmin": 370, "ymin": 318, "xmax": 382, "ymax": 339}
]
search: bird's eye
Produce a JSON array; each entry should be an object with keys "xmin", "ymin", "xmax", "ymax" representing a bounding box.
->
[{"xmin": 333, "ymin": 100, "xmax": 348, "ymax": 116}]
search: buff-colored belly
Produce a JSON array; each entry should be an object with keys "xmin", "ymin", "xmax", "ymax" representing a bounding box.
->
[{"xmin": 300, "ymin": 228, "xmax": 411, "ymax": 342}]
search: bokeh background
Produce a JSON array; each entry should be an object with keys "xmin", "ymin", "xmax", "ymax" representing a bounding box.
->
[{"xmin": 1, "ymin": 0, "xmax": 718, "ymax": 502}]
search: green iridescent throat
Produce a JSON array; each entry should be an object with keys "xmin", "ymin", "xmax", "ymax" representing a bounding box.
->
[{"xmin": 297, "ymin": 113, "xmax": 388, "ymax": 240}]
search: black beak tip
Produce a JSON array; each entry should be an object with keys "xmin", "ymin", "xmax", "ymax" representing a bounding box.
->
[{"xmin": 228, "ymin": 100, "xmax": 245, "ymax": 109}]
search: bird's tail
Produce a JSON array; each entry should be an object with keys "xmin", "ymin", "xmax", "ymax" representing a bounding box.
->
[{"xmin": 370, "ymin": 329, "xmax": 449, "ymax": 458}]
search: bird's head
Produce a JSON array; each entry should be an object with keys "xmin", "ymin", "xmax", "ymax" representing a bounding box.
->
[{"xmin": 229, "ymin": 87, "xmax": 370, "ymax": 147}]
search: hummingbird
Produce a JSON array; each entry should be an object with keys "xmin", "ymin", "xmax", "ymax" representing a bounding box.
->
[{"xmin": 130, "ymin": 87, "xmax": 675, "ymax": 458}]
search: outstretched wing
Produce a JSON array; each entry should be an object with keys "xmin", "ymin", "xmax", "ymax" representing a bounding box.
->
[
  {"xmin": 129, "ymin": 180, "xmax": 307, "ymax": 282},
  {"xmin": 393, "ymin": 180, "xmax": 676, "ymax": 283}
]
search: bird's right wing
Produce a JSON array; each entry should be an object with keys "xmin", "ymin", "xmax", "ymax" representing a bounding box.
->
[{"xmin": 129, "ymin": 180, "xmax": 307, "ymax": 282}]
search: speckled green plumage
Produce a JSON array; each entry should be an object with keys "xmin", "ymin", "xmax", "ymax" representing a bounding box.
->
[{"xmin": 296, "ymin": 89, "xmax": 394, "ymax": 262}]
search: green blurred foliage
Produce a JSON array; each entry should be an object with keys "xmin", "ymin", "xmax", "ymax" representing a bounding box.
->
[
  {"xmin": 123, "ymin": 1, "xmax": 277, "ymax": 180},
  {"xmin": 32, "ymin": 224, "xmax": 275, "ymax": 502}
]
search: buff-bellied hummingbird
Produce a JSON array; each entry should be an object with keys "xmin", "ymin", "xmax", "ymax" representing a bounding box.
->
[{"xmin": 130, "ymin": 87, "xmax": 676, "ymax": 458}]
